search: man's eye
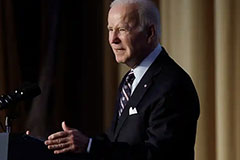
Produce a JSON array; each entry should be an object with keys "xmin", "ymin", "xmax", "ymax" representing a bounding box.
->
[
  {"xmin": 108, "ymin": 28, "xmax": 113, "ymax": 31},
  {"xmin": 119, "ymin": 28, "xmax": 126, "ymax": 32}
]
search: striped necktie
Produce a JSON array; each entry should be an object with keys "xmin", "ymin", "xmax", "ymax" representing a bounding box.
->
[{"xmin": 119, "ymin": 70, "xmax": 135, "ymax": 117}]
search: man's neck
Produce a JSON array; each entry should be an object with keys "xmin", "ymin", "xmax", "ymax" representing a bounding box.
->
[{"xmin": 129, "ymin": 43, "xmax": 158, "ymax": 69}]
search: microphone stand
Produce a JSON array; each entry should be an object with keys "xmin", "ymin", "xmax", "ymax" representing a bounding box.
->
[{"xmin": 5, "ymin": 116, "xmax": 12, "ymax": 133}]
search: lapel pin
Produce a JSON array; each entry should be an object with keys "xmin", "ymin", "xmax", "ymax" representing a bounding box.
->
[{"xmin": 144, "ymin": 84, "xmax": 147, "ymax": 88}]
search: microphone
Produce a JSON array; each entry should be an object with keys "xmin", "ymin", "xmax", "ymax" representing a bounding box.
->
[{"xmin": 0, "ymin": 83, "xmax": 41, "ymax": 110}]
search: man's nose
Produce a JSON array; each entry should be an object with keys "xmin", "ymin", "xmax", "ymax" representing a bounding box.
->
[{"xmin": 110, "ymin": 31, "xmax": 121, "ymax": 44}]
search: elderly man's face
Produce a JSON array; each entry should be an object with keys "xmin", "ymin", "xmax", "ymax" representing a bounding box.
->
[{"xmin": 108, "ymin": 4, "xmax": 148, "ymax": 68}]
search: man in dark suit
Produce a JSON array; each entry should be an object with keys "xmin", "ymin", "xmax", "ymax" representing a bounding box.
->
[{"xmin": 44, "ymin": 0, "xmax": 200, "ymax": 159}]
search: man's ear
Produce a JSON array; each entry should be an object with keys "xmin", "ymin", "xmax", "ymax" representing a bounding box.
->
[{"xmin": 146, "ymin": 25, "xmax": 156, "ymax": 44}]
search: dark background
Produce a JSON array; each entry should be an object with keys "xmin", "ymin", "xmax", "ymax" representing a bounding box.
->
[{"xmin": 0, "ymin": 0, "xmax": 116, "ymax": 138}]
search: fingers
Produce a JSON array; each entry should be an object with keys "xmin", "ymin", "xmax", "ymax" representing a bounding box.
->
[
  {"xmin": 47, "ymin": 142, "xmax": 74, "ymax": 154},
  {"xmin": 48, "ymin": 131, "xmax": 68, "ymax": 140},
  {"xmin": 45, "ymin": 122, "xmax": 88, "ymax": 154},
  {"xmin": 45, "ymin": 137, "xmax": 69, "ymax": 145},
  {"xmin": 47, "ymin": 141, "xmax": 70, "ymax": 150},
  {"xmin": 45, "ymin": 136, "xmax": 72, "ymax": 154},
  {"xmin": 45, "ymin": 137, "xmax": 81, "ymax": 154},
  {"xmin": 53, "ymin": 146, "xmax": 73, "ymax": 154}
]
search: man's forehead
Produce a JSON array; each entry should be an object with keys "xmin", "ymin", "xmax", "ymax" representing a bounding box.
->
[{"xmin": 108, "ymin": 4, "xmax": 140, "ymax": 25}]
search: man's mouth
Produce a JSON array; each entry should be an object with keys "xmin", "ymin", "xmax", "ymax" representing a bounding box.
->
[{"xmin": 114, "ymin": 48, "xmax": 124, "ymax": 50}]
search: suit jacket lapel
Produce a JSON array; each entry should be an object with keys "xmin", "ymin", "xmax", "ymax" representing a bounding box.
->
[
  {"xmin": 109, "ymin": 71, "xmax": 131, "ymax": 135},
  {"xmin": 113, "ymin": 48, "xmax": 168, "ymax": 140}
]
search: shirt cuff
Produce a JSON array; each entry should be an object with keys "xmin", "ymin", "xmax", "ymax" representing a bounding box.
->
[{"xmin": 87, "ymin": 138, "xmax": 92, "ymax": 153}]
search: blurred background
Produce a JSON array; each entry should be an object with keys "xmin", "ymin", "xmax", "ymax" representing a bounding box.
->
[{"xmin": 0, "ymin": 0, "xmax": 240, "ymax": 160}]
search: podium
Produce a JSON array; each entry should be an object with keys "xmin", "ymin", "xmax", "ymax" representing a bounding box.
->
[
  {"xmin": 0, "ymin": 133, "xmax": 9, "ymax": 160},
  {"xmin": 0, "ymin": 133, "xmax": 90, "ymax": 160}
]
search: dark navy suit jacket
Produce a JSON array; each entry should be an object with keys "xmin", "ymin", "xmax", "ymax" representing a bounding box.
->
[{"xmin": 90, "ymin": 47, "xmax": 200, "ymax": 160}]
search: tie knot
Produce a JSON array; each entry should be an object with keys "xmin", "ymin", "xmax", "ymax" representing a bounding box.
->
[{"xmin": 126, "ymin": 70, "xmax": 135, "ymax": 84}]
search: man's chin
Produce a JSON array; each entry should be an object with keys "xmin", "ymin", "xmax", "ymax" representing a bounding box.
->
[
  {"xmin": 115, "ymin": 59, "xmax": 125, "ymax": 64},
  {"xmin": 115, "ymin": 56, "xmax": 126, "ymax": 64}
]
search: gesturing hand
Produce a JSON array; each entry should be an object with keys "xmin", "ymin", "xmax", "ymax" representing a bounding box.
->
[{"xmin": 44, "ymin": 121, "xmax": 89, "ymax": 154}]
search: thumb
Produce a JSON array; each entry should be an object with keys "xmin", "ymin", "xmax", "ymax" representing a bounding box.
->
[{"xmin": 62, "ymin": 121, "xmax": 72, "ymax": 131}]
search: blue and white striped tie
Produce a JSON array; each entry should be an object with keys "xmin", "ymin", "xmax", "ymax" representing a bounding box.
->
[{"xmin": 119, "ymin": 70, "xmax": 135, "ymax": 117}]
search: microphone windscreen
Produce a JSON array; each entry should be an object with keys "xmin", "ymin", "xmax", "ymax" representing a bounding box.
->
[
  {"xmin": 0, "ymin": 83, "xmax": 41, "ymax": 109},
  {"xmin": 16, "ymin": 83, "xmax": 41, "ymax": 100}
]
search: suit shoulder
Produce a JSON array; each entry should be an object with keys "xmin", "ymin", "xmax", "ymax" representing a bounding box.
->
[{"xmin": 163, "ymin": 55, "xmax": 192, "ymax": 81}]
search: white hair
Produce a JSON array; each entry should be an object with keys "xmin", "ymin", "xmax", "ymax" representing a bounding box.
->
[{"xmin": 110, "ymin": 0, "xmax": 161, "ymax": 40}]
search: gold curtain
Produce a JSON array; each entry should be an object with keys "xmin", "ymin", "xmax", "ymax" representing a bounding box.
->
[
  {"xmin": 160, "ymin": 1, "xmax": 216, "ymax": 160},
  {"xmin": 113, "ymin": 0, "xmax": 240, "ymax": 160},
  {"xmin": 159, "ymin": 0, "xmax": 240, "ymax": 160}
]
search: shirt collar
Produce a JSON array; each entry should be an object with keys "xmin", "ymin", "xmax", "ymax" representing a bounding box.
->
[{"xmin": 131, "ymin": 44, "xmax": 162, "ymax": 93}]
